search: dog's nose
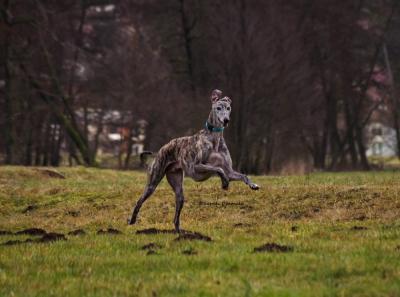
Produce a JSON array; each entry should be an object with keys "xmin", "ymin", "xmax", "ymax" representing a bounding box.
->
[{"xmin": 223, "ymin": 118, "xmax": 230, "ymax": 125}]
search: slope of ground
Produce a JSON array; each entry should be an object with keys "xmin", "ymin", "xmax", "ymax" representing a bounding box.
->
[{"xmin": 0, "ymin": 167, "xmax": 400, "ymax": 296}]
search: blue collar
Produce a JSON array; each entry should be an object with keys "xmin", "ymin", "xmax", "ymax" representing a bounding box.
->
[{"xmin": 205, "ymin": 121, "xmax": 224, "ymax": 132}]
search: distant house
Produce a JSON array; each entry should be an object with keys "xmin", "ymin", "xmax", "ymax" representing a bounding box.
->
[
  {"xmin": 75, "ymin": 108, "xmax": 147, "ymax": 157},
  {"xmin": 365, "ymin": 122, "xmax": 397, "ymax": 157},
  {"xmin": 364, "ymin": 67, "xmax": 398, "ymax": 158}
]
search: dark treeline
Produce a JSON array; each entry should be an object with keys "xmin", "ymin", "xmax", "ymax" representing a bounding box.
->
[{"xmin": 0, "ymin": 0, "xmax": 399, "ymax": 174}]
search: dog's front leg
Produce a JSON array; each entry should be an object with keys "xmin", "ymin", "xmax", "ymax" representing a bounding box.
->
[
  {"xmin": 194, "ymin": 164, "xmax": 230, "ymax": 189},
  {"xmin": 228, "ymin": 171, "xmax": 260, "ymax": 190},
  {"xmin": 217, "ymin": 142, "xmax": 259, "ymax": 190}
]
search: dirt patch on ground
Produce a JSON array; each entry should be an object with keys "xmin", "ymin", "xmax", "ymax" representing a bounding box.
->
[
  {"xmin": 174, "ymin": 231, "xmax": 212, "ymax": 242},
  {"xmin": 97, "ymin": 228, "xmax": 122, "ymax": 235},
  {"xmin": 68, "ymin": 229, "xmax": 86, "ymax": 236},
  {"xmin": 34, "ymin": 168, "xmax": 65, "ymax": 179},
  {"xmin": 22, "ymin": 205, "xmax": 38, "ymax": 214},
  {"xmin": 0, "ymin": 230, "xmax": 13, "ymax": 236},
  {"xmin": 136, "ymin": 228, "xmax": 211, "ymax": 241},
  {"xmin": 136, "ymin": 228, "xmax": 177, "ymax": 235},
  {"xmin": 253, "ymin": 243, "xmax": 293, "ymax": 253},
  {"xmin": 1, "ymin": 232, "xmax": 66, "ymax": 246},
  {"xmin": 66, "ymin": 210, "xmax": 80, "ymax": 217},
  {"xmin": 2, "ymin": 239, "xmax": 34, "ymax": 246},
  {"xmin": 15, "ymin": 228, "xmax": 47, "ymax": 236},
  {"xmin": 351, "ymin": 226, "xmax": 368, "ymax": 231},
  {"xmin": 37, "ymin": 233, "xmax": 66, "ymax": 243},
  {"xmin": 233, "ymin": 223, "xmax": 252, "ymax": 228}
]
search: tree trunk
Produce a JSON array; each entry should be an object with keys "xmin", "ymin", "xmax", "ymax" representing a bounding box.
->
[
  {"xmin": 355, "ymin": 123, "xmax": 370, "ymax": 170},
  {"xmin": 92, "ymin": 110, "xmax": 104, "ymax": 161},
  {"xmin": 51, "ymin": 125, "xmax": 63, "ymax": 166},
  {"xmin": 3, "ymin": 32, "xmax": 13, "ymax": 164},
  {"xmin": 178, "ymin": 0, "xmax": 195, "ymax": 92},
  {"xmin": 124, "ymin": 127, "xmax": 134, "ymax": 170},
  {"xmin": 383, "ymin": 43, "xmax": 400, "ymax": 159},
  {"xmin": 21, "ymin": 63, "xmax": 94, "ymax": 165},
  {"xmin": 42, "ymin": 120, "xmax": 51, "ymax": 166},
  {"xmin": 24, "ymin": 123, "xmax": 33, "ymax": 166}
]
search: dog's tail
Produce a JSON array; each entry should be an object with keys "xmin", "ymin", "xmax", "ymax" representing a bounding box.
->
[{"xmin": 140, "ymin": 151, "xmax": 153, "ymax": 168}]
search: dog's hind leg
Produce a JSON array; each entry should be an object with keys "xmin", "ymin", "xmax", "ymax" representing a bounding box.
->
[
  {"xmin": 128, "ymin": 163, "xmax": 165, "ymax": 225},
  {"xmin": 166, "ymin": 169, "xmax": 184, "ymax": 233}
]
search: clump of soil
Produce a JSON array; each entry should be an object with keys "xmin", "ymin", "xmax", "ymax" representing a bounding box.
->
[
  {"xmin": 136, "ymin": 228, "xmax": 176, "ymax": 235},
  {"xmin": 1, "ymin": 232, "xmax": 66, "ymax": 246},
  {"xmin": 34, "ymin": 168, "xmax": 65, "ymax": 179},
  {"xmin": 351, "ymin": 226, "xmax": 368, "ymax": 231},
  {"xmin": 68, "ymin": 229, "xmax": 86, "ymax": 236},
  {"xmin": 22, "ymin": 205, "xmax": 38, "ymax": 214},
  {"xmin": 0, "ymin": 230, "xmax": 13, "ymax": 236},
  {"xmin": 3, "ymin": 240, "xmax": 19, "ymax": 246},
  {"xmin": 2, "ymin": 239, "xmax": 34, "ymax": 246},
  {"xmin": 174, "ymin": 231, "xmax": 212, "ymax": 242},
  {"xmin": 141, "ymin": 242, "xmax": 162, "ymax": 250},
  {"xmin": 15, "ymin": 228, "xmax": 47, "ymax": 236},
  {"xmin": 253, "ymin": 243, "xmax": 293, "ymax": 253},
  {"xmin": 38, "ymin": 233, "xmax": 66, "ymax": 243},
  {"xmin": 66, "ymin": 210, "xmax": 80, "ymax": 217},
  {"xmin": 136, "ymin": 228, "xmax": 212, "ymax": 241},
  {"xmin": 291, "ymin": 226, "xmax": 298, "ymax": 232},
  {"xmin": 233, "ymin": 223, "xmax": 252, "ymax": 228},
  {"xmin": 97, "ymin": 228, "xmax": 122, "ymax": 235}
]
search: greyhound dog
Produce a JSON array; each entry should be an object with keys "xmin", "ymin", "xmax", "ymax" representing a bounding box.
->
[{"xmin": 128, "ymin": 89, "xmax": 259, "ymax": 232}]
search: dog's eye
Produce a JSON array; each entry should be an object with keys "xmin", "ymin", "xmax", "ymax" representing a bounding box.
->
[{"xmin": 216, "ymin": 107, "xmax": 222, "ymax": 111}]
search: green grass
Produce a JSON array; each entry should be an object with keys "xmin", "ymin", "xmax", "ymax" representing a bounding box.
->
[{"xmin": 0, "ymin": 166, "xmax": 400, "ymax": 297}]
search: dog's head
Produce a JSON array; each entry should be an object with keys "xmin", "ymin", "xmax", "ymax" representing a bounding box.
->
[{"xmin": 210, "ymin": 89, "xmax": 232, "ymax": 127}]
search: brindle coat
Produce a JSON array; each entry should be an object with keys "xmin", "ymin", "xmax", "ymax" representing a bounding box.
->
[{"xmin": 128, "ymin": 89, "xmax": 259, "ymax": 232}]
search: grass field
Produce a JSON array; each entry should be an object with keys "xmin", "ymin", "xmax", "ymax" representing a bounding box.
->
[{"xmin": 0, "ymin": 166, "xmax": 400, "ymax": 297}]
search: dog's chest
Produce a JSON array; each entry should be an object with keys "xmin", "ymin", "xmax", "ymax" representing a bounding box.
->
[
  {"xmin": 205, "ymin": 135, "xmax": 222, "ymax": 152},
  {"xmin": 212, "ymin": 137, "xmax": 221, "ymax": 152},
  {"xmin": 193, "ymin": 138, "xmax": 214, "ymax": 161}
]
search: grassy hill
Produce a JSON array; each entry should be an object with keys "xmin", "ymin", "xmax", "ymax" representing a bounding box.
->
[{"xmin": 0, "ymin": 166, "xmax": 400, "ymax": 296}]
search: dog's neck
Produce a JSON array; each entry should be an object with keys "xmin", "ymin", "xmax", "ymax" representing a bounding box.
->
[
  {"xmin": 206, "ymin": 108, "xmax": 224, "ymax": 131},
  {"xmin": 206, "ymin": 108, "xmax": 224, "ymax": 150}
]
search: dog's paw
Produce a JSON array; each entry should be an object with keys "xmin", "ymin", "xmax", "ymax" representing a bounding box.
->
[
  {"xmin": 249, "ymin": 183, "xmax": 260, "ymax": 190},
  {"xmin": 222, "ymin": 181, "xmax": 230, "ymax": 190}
]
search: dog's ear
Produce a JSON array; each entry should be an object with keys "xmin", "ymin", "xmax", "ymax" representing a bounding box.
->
[{"xmin": 211, "ymin": 89, "xmax": 222, "ymax": 103}]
